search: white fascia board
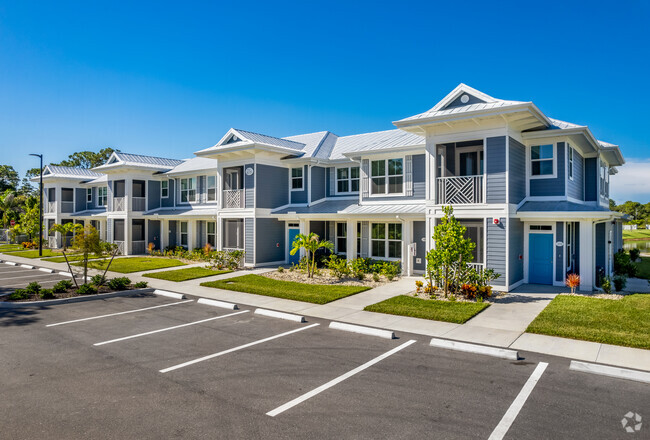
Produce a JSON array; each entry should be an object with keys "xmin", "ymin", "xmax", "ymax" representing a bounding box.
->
[
  {"xmin": 516, "ymin": 211, "xmax": 619, "ymax": 220},
  {"xmin": 195, "ymin": 143, "xmax": 303, "ymax": 159},
  {"xmin": 341, "ymin": 144, "xmax": 426, "ymax": 159}
]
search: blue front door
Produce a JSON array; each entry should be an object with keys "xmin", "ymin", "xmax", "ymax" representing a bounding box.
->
[
  {"xmin": 529, "ymin": 233, "xmax": 553, "ymax": 284},
  {"xmin": 288, "ymin": 228, "xmax": 300, "ymax": 265}
]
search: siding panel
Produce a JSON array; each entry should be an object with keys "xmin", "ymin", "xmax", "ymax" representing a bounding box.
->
[
  {"xmin": 256, "ymin": 165, "xmax": 289, "ymax": 209},
  {"xmin": 486, "ymin": 136, "xmax": 506, "ymax": 204},
  {"xmin": 508, "ymin": 137, "xmax": 526, "ymax": 204},
  {"xmin": 487, "ymin": 218, "xmax": 506, "ymax": 286},
  {"xmin": 530, "ymin": 142, "xmax": 566, "ymax": 197},
  {"xmin": 584, "ymin": 158, "xmax": 598, "ymax": 201},
  {"xmin": 148, "ymin": 180, "xmax": 161, "ymax": 210},
  {"xmin": 245, "ymin": 164, "xmax": 255, "ymax": 208},
  {"xmin": 161, "ymin": 179, "xmax": 175, "ymax": 207},
  {"xmin": 245, "ymin": 218, "xmax": 254, "ymax": 264},
  {"xmin": 290, "ymin": 165, "xmax": 308, "ymax": 204},
  {"xmin": 255, "ymin": 218, "xmax": 285, "ymax": 264},
  {"xmin": 311, "ymin": 166, "xmax": 326, "ymax": 201},
  {"xmin": 555, "ymin": 221, "xmax": 564, "ymax": 282},
  {"xmin": 567, "ymin": 147, "xmax": 584, "ymax": 200},
  {"xmin": 509, "ymin": 217, "xmax": 524, "ymax": 285}
]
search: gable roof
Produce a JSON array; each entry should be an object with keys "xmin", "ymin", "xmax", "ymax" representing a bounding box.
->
[
  {"xmin": 195, "ymin": 128, "xmax": 307, "ymax": 157},
  {"xmin": 94, "ymin": 151, "xmax": 184, "ymax": 170},
  {"xmin": 165, "ymin": 157, "xmax": 218, "ymax": 175},
  {"xmin": 331, "ymin": 129, "xmax": 424, "ymax": 160},
  {"xmin": 34, "ymin": 165, "xmax": 104, "ymax": 181}
]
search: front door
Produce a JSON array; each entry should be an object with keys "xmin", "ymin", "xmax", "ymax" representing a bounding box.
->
[
  {"xmin": 529, "ymin": 233, "xmax": 553, "ymax": 284},
  {"xmin": 287, "ymin": 228, "xmax": 300, "ymax": 265}
]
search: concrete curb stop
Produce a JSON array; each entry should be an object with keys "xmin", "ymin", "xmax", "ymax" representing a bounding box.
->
[
  {"xmin": 429, "ymin": 338, "xmax": 519, "ymax": 360},
  {"xmin": 4, "ymin": 261, "xmax": 17, "ymax": 266},
  {"xmin": 38, "ymin": 268, "xmax": 55, "ymax": 274},
  {"xmin": 153, "ymin": 289, "xmax": 186, "ymax": 300},
  {"xmin": 570, "ymin": 360, "xmax": 650, "ymax": 384},
  {"xmin": 329, "ymin": 321, "xmax": 395, "ymax": 339},
  {"xmin": 254, "ymin": 308, "xmax": 305, "ymax": 323},
  {"xmin": 20, "ymin": 264, "xmax": 34, "ymax": 269},
  {"xmin": 197, "ymin": 297, "xmax": 238, "ymax": 310}
]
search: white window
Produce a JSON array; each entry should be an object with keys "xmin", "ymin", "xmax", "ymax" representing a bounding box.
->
[
  {"xmin": 86, "ymin": 188, "xmax": 92, "ymax": 203},
  {"xmin": 568, "ymin": 146, "xmax": 574, "ymax": 180},
  {"xmin": 530, "ymin": 144, "xmax": 555, "ymax": 177},
  {"xmin": 336, "ymin": 222, "xmax": 347, "ymax": 254},
  {"xmin": 371, "ymin": 159, "xmax": 403, "ymax": 195},
  {"xmin": 371, "ymin": 223, "xmax": 402, "ymax": 259},
  {"xmin": 180, "ymin": 221, "xmax": 188, "ymax": 248},
  {"xmin": 97, "ymin": 187, "xmax": 108, "ymax": 206},
  {"xmin": 180, "ymin": 177, "xmax": 197, "ymax": 203},
  {"xmin": 161, "ymin": 180, "xmax": 169, "ymax": 198},
  {"xmin": 207, "ymin": 176, "xmax": 217, "ymax": 201},
  {"xmin": 291, "ymin": 167, "xmax": 303, "ymax": 190},
  {"xmin": 336, "ymin": 166, "xmax": 360, "ymax": 193},
  {"xmin": 207, "ymin": 222, "xmax": 216, "ymax": 247}
]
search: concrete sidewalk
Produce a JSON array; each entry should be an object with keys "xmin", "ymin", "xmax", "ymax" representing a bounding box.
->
[{"xmin": 1, "ymin": 251, "xmax": 648, "ymax": 372}]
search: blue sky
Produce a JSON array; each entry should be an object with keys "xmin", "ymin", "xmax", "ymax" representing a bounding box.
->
[{"xmin": 1, "ymin": 1, "xmax": 649, "ymax": 202}]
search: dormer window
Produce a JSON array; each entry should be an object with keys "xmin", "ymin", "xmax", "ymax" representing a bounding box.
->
[{"xmin": 530, "ymin": 144, "xmax": 555, "ymax": 177}]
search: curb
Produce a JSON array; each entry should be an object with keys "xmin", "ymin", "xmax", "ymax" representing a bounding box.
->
[
  {"xmin": 153, "ymin": 289, "xmax": 186, "ymax": 300},
  {"xmin": 197, "ymin": 298, "xmax": 238, "ymax": 310},
  {"xmin": 254, "ymin": 308, "xmax": 305, "ymax": 323},
  {"xmin": 38, "ymin": 268, "xmax": 55, "ymax": 274},
  {"xmin": 570, "ymin": 360, "xmax": 650, "ymax": 384},
  {"xmin": 20, "ymin": 264, "xmax": 35, "ymax": 269},
  {"xmin": 0, "ymin": 288, "xmax": 154, "ymax": 308},
  {"xmin": 329, "ymin": 321, "xmax": 395, "ymax": 339},
  {"xmin": 429, "ymin": 338, "xmax": 519, "ymax": 360},
  {"xmin": 4, "ymin": 261, "xmax": 17, "ymax": 266}
]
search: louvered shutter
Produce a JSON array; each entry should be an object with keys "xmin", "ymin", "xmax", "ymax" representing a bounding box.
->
[
  {"xmin": 328, "ymin": 221, "xmax": 335, "ymax": 242},
  {"xmin": 361, "ymin": 221, "xmax": 369, "ymax": 258},
  {"xmin": 361, "ymin": 159, "xmax": 369, "ymax": 198},
  {"xmin": 329, "ymin": 168, "xmax": 336, "ymax": 196},
  {"xmin": 405, "ymin": 155, "xmax": 413, "ymax": 196}
]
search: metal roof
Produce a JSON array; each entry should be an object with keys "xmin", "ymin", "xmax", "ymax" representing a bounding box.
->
[
  {"xmin": 165, "ymin": 157, "xmax": 218, "ymax": 175},
  {"xmin": 283, "ymin": 131, "xmax": 333, "ymax": 157},
  {"xmin": 397, "ymin": 100, "xmax": 526, "ymax": 123},
  {"xmin": 43, "ymin": 165, "xmax": 103, "ymax": 178},
  {"xmin": 329, "ymin": 129, "xmax": 424, "ymax": 160},
  {"xmin": 233, "ymin": 129, "xmax": 305, "ymax": 151},
  {"xmin": 70, "ymin": 209, "xmax": 107, "ymax": 217},
  {"xmin": 272, "ymin": 200, "xmax": 425, "ymax": 216},
  {"xmin": 113, "ymin": 152, "xmax": 184, "ymax": 167}
]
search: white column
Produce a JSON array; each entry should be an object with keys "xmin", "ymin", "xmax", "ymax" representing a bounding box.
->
[
  {"xmin": 346, "ymin": 219, "xmax": 356, "ymax": 260},
  {"xmin": 217, "ymin": 217, "xmax": 223, "ymax": 251},
  {"xmin": 159, "ymin": 219, "xmax": 166, "ymax": 250},
  {"xmin": 187, "ymin": 220, "xmax": 195, "ymax": 250},
  {"xmin": 579, "ymin": 220, "xmax": 594, "ymax": 291},
  {"xmin": 299, "ymin": 219, "xmax": 309, "ymax": 259},
  {"xmin": 402, "ymin": 220, "xmax": 412, "ymax": 276},
  {"xmin": 125, "ymin": 218, "xmax": 132, "ymax": 255}
]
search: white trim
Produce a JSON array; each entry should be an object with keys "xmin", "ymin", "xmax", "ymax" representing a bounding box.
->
[
  {"xmin": 528, "ymin": 142, "xmax": 557, "ymax": 180},
  {"xmin": 369, "ymin": 221, "xmax": 403, "ymax": 260},
  {"xmin": 290, "ymin": 166, "xmax": 304, "ymax": 192},
  {"xmin": 334, "ymin": 165, "xmax": 361, "ymax": 195},
  {"xmin": 368, "ymin": 157, "xmax": 406, "ymax": 197}
]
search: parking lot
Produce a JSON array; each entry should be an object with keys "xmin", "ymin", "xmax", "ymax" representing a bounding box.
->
[
  {"xmin": 0, "ymin": 260, "xmax": 71, "ymax": 294},
  {"xmin": 0, "ymin": 292, "xmax": 647, "ymax": 439}
]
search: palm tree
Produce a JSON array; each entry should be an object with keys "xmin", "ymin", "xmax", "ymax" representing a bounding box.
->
[
  {"xmin": 49, "ymin": 222, "xmax": 82, "ymax": 250},
  {"xmin": 289, "ymin": 232, "xmax": 333, "ymax": 278}
]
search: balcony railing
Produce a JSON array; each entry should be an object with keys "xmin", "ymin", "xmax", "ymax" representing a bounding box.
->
[
  {"xmin": 467, "ymin": 262, "xmax": 485, "ymax": 272},
  {"xmin": 48, "ymin": 236, "xmax": 57, "ymax": 248},
  {"xmin": 60, "ymin": 201, "xmax": 75, "ymax": 213},
  {"xmin": 223, "ymin": 189, "xmax": 244, "ymax": 209},
  {"xmin": 46, "ymin": 201, "xmax": 56, "ymax": 213},
  {"xmin": 132, "ymin": 197, "xmax": 146, "ymax": 211},
  {"xmin": 114, "ymin": 241, "xmax": 125, "ymax": 255},
  {"xmin": 132, "ymin": 240, "xmax": 146, "ymax": 255},
  {"xmin": 436, "ymin": 175, "xmax": 484, "ymax": 205},
  {"xmin": 113, "ymin": 197, "xmax": 125, "ymax": 211}
]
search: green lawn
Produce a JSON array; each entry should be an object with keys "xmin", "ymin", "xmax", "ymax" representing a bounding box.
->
[
  {"xmin": 75, "ymin": 257, "xmax": 186, "ymax": 273},
  {"xmin": 42, "ymin": 254, "xmax": 106, "ymax": 263},
  {"xmin": 526, "ymin": 294, "xmax": 650, "ymax": 349},
  {"xmin": 201, "ymin": 274, "xmax": 370, "ymax": 304},
  {"xmin": 2, "ymin": 249, "xmax": 64, "ymax": 258},
  {"xmin": 364, "ymin": 295, "xmax": 489, "ymax": 324},
  {"xmin": 635, "ymin": 257, "xmax": 650, "ymax": 280},
  {"xmin": 0, "ymin": 244, "xmax": 22, "ymax": 252},
  {"xmin": 622, "ymin": 229, "xmax": 650, "ymax": 240},
  {"xmin": 144, "ymin": 267, "xmax": 232, "ymax": 282}
]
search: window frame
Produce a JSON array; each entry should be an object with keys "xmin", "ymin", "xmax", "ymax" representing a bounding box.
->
[
  {"xmin": 290, "ymin": 167, "xmax": 304, "ymax": 191},
  {"xmin": 335, "ymin": 166, "xmax": 361, "ymax": 194},
  {"xmin": 568, "ymin": 145, "xmax": 574, "ymax": 181},
  {"xmin": 180, "ymin": 221, "xmax": 188, "ymax": 248},
  {"xmin": 180, "ymin": 177, "xmax": 197, "ymax": 203},
  {"xmin": 370, "ymin": 222, "xmax": 402, "ymax": 260},
  {"xmin": 207, "ymin": 221, "xmax": 216, "ymax": 247},
  {"xmin": 529, "ymin": 143, "xmax": 557, "ymax": 180},
  {"xmin": 86, "ymin": 188, "xmax": 92, "ymax": 203},
  {"xmin": 369, "ymin": 158, "xmax": 405, "ymax": 196},
  {"xmin": 207, "ymin": 175, "xmax": 217, "ymax": 202},
  {"xmin": 161, "ymin": 180, "xmax": 169, "ymax": 198},
  {"xmin": 335, "ymin": 222, "xmax": 347, "ymax": 255},
  {"xmin": 97, "ymin": 187, "xmax": 108, "ymax": 207}
]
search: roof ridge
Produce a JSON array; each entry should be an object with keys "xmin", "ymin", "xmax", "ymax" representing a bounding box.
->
[{"xmin": 234, "ymin": 128, "xmax": 305, "ymax": 147}]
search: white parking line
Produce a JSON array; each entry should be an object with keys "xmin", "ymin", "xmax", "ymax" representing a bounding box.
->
[
  {"xmin": 94, "ymin": 310, "xmax": 249, "ymax": 346},
  {"xmin": 160, "ymin": 323, "xmax": 320, "ymax": 373},
  {"xmin": 488, "ymin": 362, "xmax": 548, "ymax": 440},
  {"xmin": 46, "ymin": 299, "xmax": 194, "ymax": 327},
  {"xmin": 267, "ymin": 339, "xmax": 417, "ymax": 417},
  {"xmin": 3, "ymin": 278, "xmax": 66, "ymax": 288},
  {"xmin": 0, "ymin": 272, "xmax": 58, "ymax": 281}
]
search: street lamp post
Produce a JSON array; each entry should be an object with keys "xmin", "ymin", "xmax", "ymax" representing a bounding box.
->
[{"xmin": 29, "ymin": 154, "xmax": 43, "ymax": 257}]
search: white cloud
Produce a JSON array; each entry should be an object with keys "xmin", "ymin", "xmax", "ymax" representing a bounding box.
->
[{"xmin": 610, "ymin": 159, "xmax": 650, "ymax": 204}]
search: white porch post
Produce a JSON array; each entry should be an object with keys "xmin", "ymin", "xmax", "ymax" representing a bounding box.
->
[
  {"xmin": 188, "ymin": 220, "xmax": 195, "ymax": 250},
  {"xmin": 346, "ymin": 219, "xmax": 356, "ymax": 260},
  {"xmin": 159, "ymin": 219, "xmax": 166, "ymax": 250},
  {"xmin": 403, "ymin": 220, "xmax": 412, "ymax": 276},
  {"xmin": 579, "ymin": 220, "xmax": 594, "ymax": 291},
  {"xmin": 217, "ymin": 217, "xmax": 223, "ymax": 251},
  {"xmin": 125, "ymin": 218, "xmax": 132, "ymax": 255},
  {"xmin": 299, "ymin": 219, "xmax": 309, "ymax": 259}
]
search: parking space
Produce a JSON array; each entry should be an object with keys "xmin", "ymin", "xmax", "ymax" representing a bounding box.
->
[
  {"xmin": 0, "ymin": 293, "xmax": 647, "ymax": 439},
  {"xmin": 0, "ymin": 261, "xmax": 70, "ymax": 293}
]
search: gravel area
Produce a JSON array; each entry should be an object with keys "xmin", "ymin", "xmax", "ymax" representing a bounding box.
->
[
  {"xmin": 560, "ymin": 292, "xmax": 625, "ymax": 300},
  {"xmin": 262, "ymin": 268, "xmax": 396, "ymax": 287}
]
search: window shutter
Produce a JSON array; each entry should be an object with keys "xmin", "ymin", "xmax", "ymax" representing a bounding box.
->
[
  {"xmin": 361, "ymin": 221, "xmax": 369, "ymax": 258},
  {"xmin": 405, "ymin": 155, "xmax": 413, "ymax": 197},
  {"xmin": 199, "ymin": 176, "xmax": 206, "ymax": 203},
  {"xmin": 328, "ymin": 221, "xmax": 335, "ymax": 242},
  {"xmin": 329, "ymin": 168, "xmax": 336, "ymax": 196},
  {"xmin": 361, "ymin": 159, "xmax": 369, "ymax": 198}
]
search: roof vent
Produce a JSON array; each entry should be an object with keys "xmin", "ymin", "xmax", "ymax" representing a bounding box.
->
[{"xmin": 460, "ymin": 94, "xmax": 470, "ymax": 104}]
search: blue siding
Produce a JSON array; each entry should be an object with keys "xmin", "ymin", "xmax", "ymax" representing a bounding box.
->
[
  {"xmin": 360, "ymin": 154, "xmax": 426, "ymax": 202},
  {"xmin": 530, "ymin": 142, "xmax": 566, "ymax": 197},
  {"xmin": 311, "ymin": 166, "xmax": 326, "ymax": 201},
  {"xmin": 413, "ymin": 221, "xmax": 426, "ymax": 271},
  {"xmin": 255, "ymin": 218, "xmax": 285, "ymax": 264},
  {"xmin": 567, "ymin": 147, "xmax": 584, "ymax": 200},
  {"xmin": 290, "ymin": 165, "xmax": 308, "ymax": 204},
  {"xmin": 75, "ymin": 188, "xmax": 86, "ymax": 212},
  {"xmin": 486, "ymin": 136, "xmax": 506, "ymax": 204},
  {"xmin": 444, "ymin": 93, "xmax": 486, "ymax": 109},
  {"xmin": 509, "ymin": 218, "xmax": 524, "ymax": 285},
  {"xmin": 595, "ymin": 222, "xmax": 606, "ymax": 272},
  {"xmin": 487, "ymin": 218, "xmax": 506, "ymax": 286},
  {"xmin": 509, "ymin": 137, "xmax": 526, "ymax": 204},
  {"xmin": 555, "ymin": 221, "xmax": 564, "ymax": 282},
  {"xmin": 161, "ymin": 179, "xmax": 175, "ymax": 207},
  {"xmin": 256, "ymin": 165, "xmax": 289, "ymax": 209},
  {"xmin": 245, "ymin": 163, "xmax": 255, "ymax": 208},
  {"xmin": 245, "ymin": 218, "xmax": 254, "ymax": 264},
  {"xmin": 147, "ymin": 220, "xmax": 160, "ymax": 250},
  {"xmin": 584, "ymin": 158, "xmax": 598, "ymax": 201},
  {"xmin": 148, "ymin": 180, "xmax": 160, "ymax": 210}
]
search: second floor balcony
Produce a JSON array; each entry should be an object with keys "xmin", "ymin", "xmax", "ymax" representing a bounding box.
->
[
  {"xmin": 223, "ymin": 189, "xmax": 244, "ymax": 209},
  {"xmin": 113, "ymin": 197, "xmax": 126, "ymax": 211},
  {"xmin": 132, "ymin": 196, "xmax": 146, "ymax": 211},
  {"xmin": 436, "ymin": 175, "xmax": 484, "ymax": 204}
]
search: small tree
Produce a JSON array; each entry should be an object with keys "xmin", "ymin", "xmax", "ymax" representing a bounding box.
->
[
  {"xmin": 15, "ymin": 197, "xmax": 40, "ymax": 242},
  {"xmin": 426, "ymin": 205, "xmax": 475, "ymax": 297},
  {"xmin": 71, "ymin": 224, "xmax": 103, "ymax": 284},
  {"xmin": 49, "ymin": 222, "xmax": 82, "ymax": 250},
  {"xmin": 289, "ymin": 232, "xmax": 333, "ymax": 278}
]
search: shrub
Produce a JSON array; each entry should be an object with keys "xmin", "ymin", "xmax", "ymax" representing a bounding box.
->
[
  {"xmin": 107, "ymin": 277, "xmax": 131, "ymax": 291},
  {"xmin": 415, "ymin": 280, "xmax": 424, "ymax": 293},
  {"xmin": 91, "ymin": 274, "xmax": 106, "ymax": 286},
  {"xmin": 52, "ymin": 279, "xmax": 73, "ymax": 293},
  {"xmin": 25, "ymin": 282, "xmax": 41, "ymax": 295},
  {"xmin": 629, "ymin": 248, "xmax": 640, "ymax": 262},
  {"xmin": 613, "ymin": 274, "xmax": 627, "ymax": 292},
  {"xmin": 134, "ymin": 281, "xmax": 148, "ymax": 288},
  {"xmin": 614, "ymin": 250, "xmax": 637, "ymax": 277},
  {"xmin": 8, "ymin": 289, "xmax": 29, "ymax": 300},
  {"xmin": 277, "ymin": 266, "xmax": 284, "ymax": 273},
  {"xmin": 40, "ymin": 289, "xmax": 55, "ymax": 299},
  {"xmin": 600, "ymin": 276, "xmax": 612, "ymax": 294},
  {"xmin": 376, "ymin": 261, "xmax": 400, "ymax": 280},
  {"xmin": 326, "ymin": 255, "xmax": 350, "ymax": 279},
  {"xmin": 77, "ymin": 283, "xmax": 97, "ymax": 295},
  {"xmin": 565, "ymin": 273, "xmax": 580, "ymax": 294},
  {"xmin": 350, "ymin": 258, "xmax": 370, "ymax": 280},
  {"xmin": 372, "ymin": 273, "xmax": 380, "ymax": 282}
]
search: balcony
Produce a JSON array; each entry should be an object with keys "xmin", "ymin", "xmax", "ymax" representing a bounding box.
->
[
  {"xmin": 60, "ymin": 201, "xmax": 75, "ymax": 213},
  {"xmin": 113, "ymin": 197, "xmax": 126, "ymax": 212},
  {"xmin": 132, "ymin": 197, "xmax": 146, "ymax": 211},
  {"xmin": 46, "ymin": 201, "xmax": 56, "ymax": 213},
  {"xmin": 436, "ymin": 175, "xmax": 484, "ymax": 205},
  {"xmin": 223, "ymin": 189, "xmax": 244, "ymax": 209}
]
